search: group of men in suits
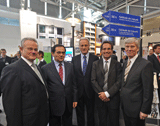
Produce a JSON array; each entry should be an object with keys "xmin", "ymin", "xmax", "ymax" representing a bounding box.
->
[
  {"xmin": 0, "ymin": 37, "xmax": 154, "ymax": 126},
  {"xmin": 91, "ymin": 38, "xmax": 153, "ymax": 126}
]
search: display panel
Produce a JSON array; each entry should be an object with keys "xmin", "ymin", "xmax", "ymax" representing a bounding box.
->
[{"xmin": 64, "ymin": 47, "xmax": 74, "ymax": 62}]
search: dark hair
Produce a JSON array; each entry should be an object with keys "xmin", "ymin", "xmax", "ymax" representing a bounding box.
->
[
  {"xmin": 51, "ymin": 44, "xmax": 66, "ymax": 53},
  {"xmin": 101, "ymin": 41, "xmax": 113, "ymax": 50},
  {"xmin": 153, "ymin": 44, "xmax": 160, "ymax": 52},
  {"xmin": 39, "ymin": 50, "xmax": 44, "ymax": 58},
  {"xmin": 113, "ymin": 50, "xmax": 116, "ymax": 54},
  {"xmin": 1, "ymin": 49, "xmax": 6, "ymax": 52}
]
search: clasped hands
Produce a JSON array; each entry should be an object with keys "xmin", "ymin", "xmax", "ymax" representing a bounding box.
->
[{"xmin": 98, "ymin": 92, "xmax": 110, "ymax": 102}]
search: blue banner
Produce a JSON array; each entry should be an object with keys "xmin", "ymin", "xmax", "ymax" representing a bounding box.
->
[
  {"xmin": 102, "ymin": 10, "xmax": 141, "ymax": 27},
  {"xmin": 102, "ymin": 24, "xmax": 140, "ymax": 38}
]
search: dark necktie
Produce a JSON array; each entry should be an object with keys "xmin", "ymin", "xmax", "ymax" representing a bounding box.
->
[
  {"xmin": 59, "ymin": 63, "xmax": 63, "ymax": 82},
  {"xmin": 83, "ymin": 55, "xmax": 87, "ymax": 76}
]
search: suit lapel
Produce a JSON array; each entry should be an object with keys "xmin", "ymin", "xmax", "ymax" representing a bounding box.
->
[
  {"xmin": 153, "ymin": 54, "xmax": 160, "ymax": 65},
  {"xmin": 108, "ymin": 59, "xmax": 116, "ymax": 76},
  {"xmin": 64, "ymin": 62, "xmax": 68, "ymax": 84},
  {"xmin": 99, "ymin": 59, "xmax": 104, "ymax": 75},
  {"xmin": 85, "ymin": 54, "xmax": 92, "ymax": 76},
  {"xmin": 77, "ymin": 54, "xmax": 83, "ymax": 75},
  {"xmin": 50, "ymin": 61, "xmax": 63, "ymax": 85},
  {"xmin": 20, "ymin": 58, "xmax": 43, "ymax": 84},
  {"xmin": 125, "ymin": 56, "xmax": 141, "ymax": 85}
]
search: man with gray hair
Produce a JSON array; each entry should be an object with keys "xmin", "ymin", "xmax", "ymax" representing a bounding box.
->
[
  {"xmin": 121, "ymin": 37, "xmax": 153, "ymax": 126},
  {"xmin": 72, "ymin": 37, "xmax": 99, "ymax": 126},
  {"xmin": 0, "ymin": 37, "xmax": 49, "ymax": 126}
]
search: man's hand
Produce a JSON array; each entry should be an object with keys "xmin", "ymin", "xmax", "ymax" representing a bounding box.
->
[
  {"xmin": 73, "ymin": 102, "xmax": 78, "ymax": 108},
  {"xmin": 103, "ymin": 97, "xmax": 110, "ymax": 102},
  {"xmin": 140, "ymin": 112, "xmax": 148, "ymax": 120},
  {"xmin": 98, "ymin": 92, "xmax": 110, "ymax": 102},
  {"xmin": 159, "ymin": 77, "xmax": 160, "ymax": 80}
]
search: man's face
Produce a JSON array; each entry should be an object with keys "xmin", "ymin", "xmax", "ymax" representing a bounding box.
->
[
  {"xmin": 149, "ymin": 49, "xmax": 153, "ymax": 56},
  {"xmin": 17, "ymin": 51, "xmax": 21, "ymax": 58},
  {"xmin": 154, "ymin": 46, "xmax": 160, "ymax": 54},
  {"xmin": 20, "ymin": 40, "xmax": 38, "ymax": 62},
  {"xmin": 37, "ymin": 53, "xmax": 41, "ymax": 59},
  {"xmin": 1, "ymin": 50, "xmax": 6, "ymax": 58},
  {"xmin": 101, "ymin": 43, "xmax": 113, "ymax": 60},
  {"xmin": 79, "ymin": 39, "xmax": 89, "ymax": 55},
  {"xmin": 52, "ymin": 47, "xmax": 65, "ymax": 63},
  {"xmin": 125, "ymin": 42, "xmax": 139, "ymax": 59}
]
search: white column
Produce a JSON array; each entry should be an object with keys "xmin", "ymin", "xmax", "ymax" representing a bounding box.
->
[
  {"xmin": 27, "ymin": 0, "xmax": 30, "ymax": 10},
  {"xmin": 6, "ymin": 0, "xmax": 10, "ymax": 7},
  {"xmin": 72, "ymin": 2, "xmax": 75, "ymax": 26},
  {"xmin": 45, "ymin": 2, "xmax": 47, "ymax": 15},
  {"xmin": 59, "ymin": 0, "xmax": 62, "ymax": 18},
  {"xmin": 144, "ymin": 0, "xmax": 147, "ymax": 14}
]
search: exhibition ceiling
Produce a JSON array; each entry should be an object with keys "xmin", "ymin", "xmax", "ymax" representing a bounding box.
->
[{"xmin": 0, "ymin": 0, "xmax": 160, "ymax": 27}]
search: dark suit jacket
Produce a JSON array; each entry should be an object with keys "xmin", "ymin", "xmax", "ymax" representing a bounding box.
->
[
  {"xmin": 91, "ymin": 58, "xmax": 122, "ymax": 109},
  {"xmin": 72, "ymin": 53, "xmax": 99, "ymax": 99},
  {"xmin": 38, "ymin": 60, "xmax": 47, "ymax": 68},
  {"xmin": 111, "ymin": 55, "xmax": 117, "ymax": 61},
  {"xmin": 148, "ymin": 54, "xmax": 160, "ymax": 75},
  {"xmin": 0, "ymin": 58, "xmax": 49, "ymax": 126},
  {"xmin": 121, "ymin": 56, "xmax": 153, "ymax": 118},
  {"xmin": 41, "ymin": 61, "xmax": 77, "ymax": 116},
  {"xmin": 0, "ymin": 56, "xmax": 12, "ymax": 64},
  {"xmin": 0, "ymin": 61, "xmax": 5, "ymax": 77},
  {"xmin": 11, "ymin": 57, "xmax": 19, "ymax": 63}
]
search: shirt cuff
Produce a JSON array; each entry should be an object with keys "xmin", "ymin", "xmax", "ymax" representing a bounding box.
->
[
  {"xmin": 159, "ymin": 73, "xmax": 160, "ymax": 76},
  {"xmin": 104, "ymin": 91, "xmax": 110, "ymax": 98}
]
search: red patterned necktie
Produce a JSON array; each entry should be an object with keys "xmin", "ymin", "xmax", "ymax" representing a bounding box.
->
[
  {"xmin": 157, "ymin": 55, "xmax": 160, "ymax": 63},
  {"xmin": 59, "ymin": 63, "xmax": 63, "ymax": 82}
]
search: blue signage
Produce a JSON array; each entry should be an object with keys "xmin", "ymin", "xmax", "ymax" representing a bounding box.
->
[
  {"xmin": 102, "ymin": 24, "xmax": 140, "ymax": 38},
  {"xmin": 102, "ymin": 10, "xmax": 141, "ymax": 27}
]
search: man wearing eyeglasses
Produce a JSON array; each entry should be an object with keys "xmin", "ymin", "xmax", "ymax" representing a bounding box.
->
[{"xmin": 41, "ymin": 44, "xmax": 77, "ymax": 126}]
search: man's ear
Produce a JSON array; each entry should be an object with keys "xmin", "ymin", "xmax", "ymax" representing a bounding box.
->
[{"xmin": 51, "ymin": 52, "xmax": 54, "ymax": 57}]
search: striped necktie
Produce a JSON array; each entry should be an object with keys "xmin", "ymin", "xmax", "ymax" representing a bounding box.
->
[
  {"xmin": 124, "ymin": 60, "xmax": 131, "ymax": 82},
  {"xmin": 103, "ymin": 61, "xmax": 108, "ymax": 91}
]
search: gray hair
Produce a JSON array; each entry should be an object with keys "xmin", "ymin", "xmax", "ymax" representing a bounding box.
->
[
  {"xmin": 124, "ymin": 37, "xmax": 140, "ymax": 48},
  {"xmin": 21, "ymin": 37, "xmax": 38, "ymax": 47},
  {"xmin": 79, "ymin": 37, "xmax": 90, "ymax": 45}
]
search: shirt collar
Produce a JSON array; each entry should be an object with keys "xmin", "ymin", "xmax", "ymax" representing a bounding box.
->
[
  {"xmin": 81, "ymin": 52, "xmax": 89, "ymax": 59},
  {"xmin": 154, "ymin": 53, "xmax": 158, "ymax": 57},
  {"xmin": 129, "ymin": 54, "xmax": 138, "ymax": 63},
  {"xmin": 40, "ymin": 58, "xmax": 44, "ymax": 62},
  {"xmin": 54, "ymin": 59, "xmax": 64, "ymax": 67},
  {"xmin": 21, "ymin": 56, "xmax": 33, "ymax": 67},
  {"xmin": 102, "ymin": 56, "xmax": 111, "ymax": 64}
]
